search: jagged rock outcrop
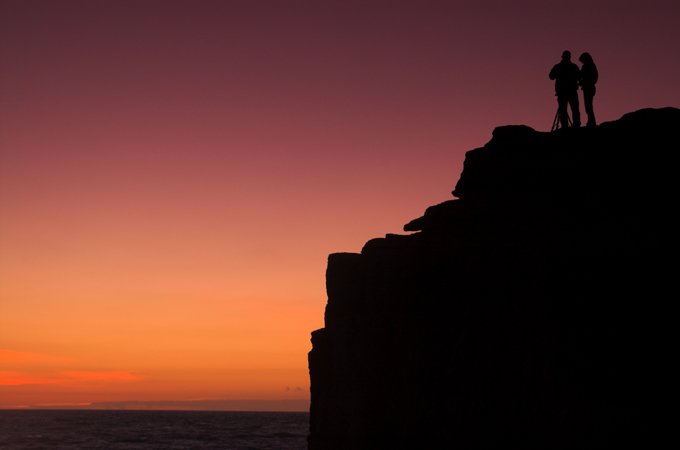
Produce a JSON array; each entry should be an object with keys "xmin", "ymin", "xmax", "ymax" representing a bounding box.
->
[{"xmin": 308, "ymin": 108, "xmax": 678, "ymax": 449}]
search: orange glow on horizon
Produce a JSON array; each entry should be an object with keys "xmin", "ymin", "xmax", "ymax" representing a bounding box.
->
[
  {"xmin": 0, "ymin": 370, "xmax": 141, "ymax": 386},
  {"xmin": 0, "ymin": 350, "xmax": 77, "ymax": 364}
]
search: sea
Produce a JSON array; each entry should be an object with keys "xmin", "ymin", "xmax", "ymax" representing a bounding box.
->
[{"xmin": 0, "ymin": 410, "xmax": 309, "ymax": 450}]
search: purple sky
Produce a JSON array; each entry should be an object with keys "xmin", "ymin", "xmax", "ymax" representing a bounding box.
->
[{"xmin": 1, "ymin": 0, "xmax": 678, "ymax": 408}]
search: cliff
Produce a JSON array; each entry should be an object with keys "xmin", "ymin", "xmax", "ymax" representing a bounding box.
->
[{"xmin": 308, "ymin": 108, "xmax": 678, "ymax": 449}]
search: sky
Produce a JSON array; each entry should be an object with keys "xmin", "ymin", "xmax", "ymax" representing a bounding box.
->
[{"xmin": 1, "ymin": 0, "xmax": 679, "ymax": 410}]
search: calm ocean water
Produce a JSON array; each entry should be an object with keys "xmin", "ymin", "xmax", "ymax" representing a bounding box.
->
[{"xmin": 0, "ymin": 410, "xmax": 309, "ymax": 450}]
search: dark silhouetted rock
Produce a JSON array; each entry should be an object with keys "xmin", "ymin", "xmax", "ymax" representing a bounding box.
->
[{"xmin": 308, "ymin": 108, "xmax": 678, "ymax": 449}]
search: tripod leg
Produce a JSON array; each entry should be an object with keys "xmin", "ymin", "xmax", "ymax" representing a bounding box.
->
[{"xmin": 552, "ymin": 108, "xmax": 560, "ymax": 131}]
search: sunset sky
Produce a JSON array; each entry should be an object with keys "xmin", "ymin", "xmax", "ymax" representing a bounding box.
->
[{"xmin": 1, "ymin": 0, "xmax": 679, "ymax": 409}]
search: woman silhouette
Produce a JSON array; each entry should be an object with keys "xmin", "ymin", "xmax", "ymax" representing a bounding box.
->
[{"xmin": 579, "ymin": 52, "xmax": 598, "ymax": 127}]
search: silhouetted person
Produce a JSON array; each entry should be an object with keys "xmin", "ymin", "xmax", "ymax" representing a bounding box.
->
[
  {"xmin": 549, "ymin": 51, "xmax": 581, "ymax": 128},
  {"xmin": 579, "ymin": 52, "xmax": 598, "ymax": 127}
]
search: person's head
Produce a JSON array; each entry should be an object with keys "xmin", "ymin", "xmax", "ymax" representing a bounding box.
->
[
  {"xmin": 579, "ymin": 52, "xmax": 593, "ymax": 65},
  {"xmin": 561, "ymin": 50, "xmax": 571, "ymax": 61}
]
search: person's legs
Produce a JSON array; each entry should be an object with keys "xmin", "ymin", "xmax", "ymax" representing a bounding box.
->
[
  {"xmin": 584, "ymin": 87, "xmax": 596, "ymax": 126},
  {"xmin": 569, "ymin": 91, "xmax": 581, "ymax": 127},
  {"xmin": 557, "ymin": 96, "xmax": 569, "ymax": 128}
]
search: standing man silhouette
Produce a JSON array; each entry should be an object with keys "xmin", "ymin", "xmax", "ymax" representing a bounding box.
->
[
  {"xmin": 579, "ymin": 52, "xmax": 598, "ymax": 127},
  {"xmin": 549, "ymin": 51, "xmax": 581, "ymax": 128}
]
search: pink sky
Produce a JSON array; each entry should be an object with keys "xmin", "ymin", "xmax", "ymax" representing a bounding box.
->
[{"xmin": 1, "ymin": 0, "xmax": 679, "ymax": 409}]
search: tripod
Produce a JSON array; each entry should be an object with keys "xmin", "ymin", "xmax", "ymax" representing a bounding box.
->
[{"xmin": 551, "ymin": 106, "xmax": 572, "ymax": 131}]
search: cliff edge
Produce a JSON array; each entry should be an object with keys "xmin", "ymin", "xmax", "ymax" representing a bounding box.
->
[{"xmin": 308, "ymin": 108, "xmax": 678, "ymax": 449}]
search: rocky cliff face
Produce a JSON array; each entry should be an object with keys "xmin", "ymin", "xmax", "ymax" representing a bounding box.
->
[{"xmin": 308, "ymin": 108, "xmax": 678, "ymax": 449}]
